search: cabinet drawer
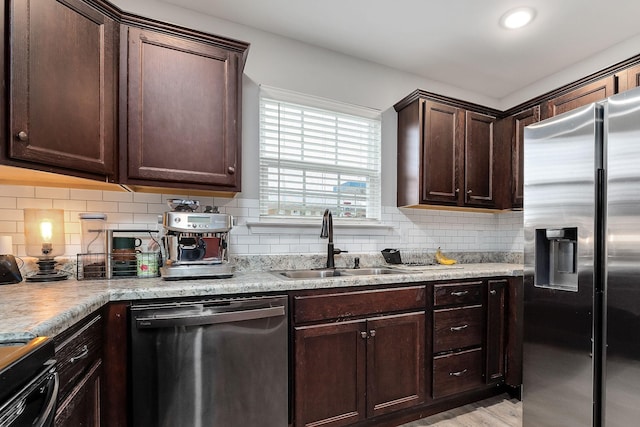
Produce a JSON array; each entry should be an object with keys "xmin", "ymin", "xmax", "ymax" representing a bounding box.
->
[
  {"xmin": 433, "ymin": 305, "xmax": 483, "ymax": 353},
  {"xmin": 293, "ymin": 286, "xmax": 426, "ymax": 324},
  {"xmin": 433, "ymin": 281, "xmax": 483, "ymax": 307},
  {"xmin": 54, "ymin": 313, "xmax": 103, "ymax": 400},
  {"xmin": 433, "ymin": 348, "xmax": 483, "ymax": 399}
]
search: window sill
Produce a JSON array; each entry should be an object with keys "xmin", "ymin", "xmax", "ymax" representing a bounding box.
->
[{"xmin": 245, "ymin": 219, "xmax": 394, "ymax": 235}]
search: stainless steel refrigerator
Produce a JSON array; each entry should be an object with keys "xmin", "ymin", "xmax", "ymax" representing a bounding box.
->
[{"xmin": 523, "ymin": 86, "xmax": 640, "ymax": 427}]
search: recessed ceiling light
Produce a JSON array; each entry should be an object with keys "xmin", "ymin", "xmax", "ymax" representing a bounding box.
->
[{"xmin": 500, "ymin": 7, "xmax": 536, "ymax": 29}]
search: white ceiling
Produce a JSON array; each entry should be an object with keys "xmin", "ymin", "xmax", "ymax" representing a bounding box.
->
[{"xmin": 161, "ymin": 0, "xmax": 640, "ymax": 106}]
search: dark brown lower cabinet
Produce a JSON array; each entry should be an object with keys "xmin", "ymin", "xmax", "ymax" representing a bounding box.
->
[
  {"xmin": 366, "ymin": 313, "xmax": 425, "ymax": 418},
  {"xmin": 432, "ymin": 348, "xmax": 483, "ymax": 399},
  {"xmin": 294, "ymin": 312, "xmax": 425, "ymax": 427},
  {"xmin": 54, "ymin": 360, "xmax": 102, "ymax": 427},
  {"xmin": 53, "ymin": 311, "xmax": 104, "ymax": 427},
  {"xmin": 486, "ymin": 279, "xmax": 508, "ymax": 383},
  {"xmin": 295, "ymin": 320, "xmax": 367, "ymax": 427},
  {"xmin": 292, "ymin": 278, "xmax": 521, "ymax": 426}
]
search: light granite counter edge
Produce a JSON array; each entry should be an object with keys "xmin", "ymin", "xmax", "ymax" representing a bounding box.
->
[{"xmin": 0, "ymin": 263, "xmax": 523, "ymax": 341}]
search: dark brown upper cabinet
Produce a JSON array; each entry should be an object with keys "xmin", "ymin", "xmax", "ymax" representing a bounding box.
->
[
  {"xmin": 541, "ymin": 76, "xmax": 616, "ymax": 120},
  {"xmin": 7, "ymin": 0, "xmax": 117, "ymax": 179},
  {"xmin": 121, "ymin": 26, "xmax": 247, "ymax": 192},
  {"xmin": 464, "ymin": 111, "xmax": 498, "ymax": 208},
  {"xmin": 617, "ymin": 63, "xmax": 640, "ymax": 93},
  {"xmin": 395, "ymin": 92, "xmax": 504, "ymax": 211},
  {"xmin": 506, "ymin": 106, "xmax": 540, "ymax": 210}
]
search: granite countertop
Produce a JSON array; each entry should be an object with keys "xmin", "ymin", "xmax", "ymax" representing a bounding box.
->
[{"xmin": 0, "ymin": 263, "xmax": 523, "ymax": 342}]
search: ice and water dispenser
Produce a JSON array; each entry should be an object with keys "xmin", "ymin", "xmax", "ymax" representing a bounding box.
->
[{"xmin": 535, "ymin": 227, "xmax": 578, "ymax": 291}]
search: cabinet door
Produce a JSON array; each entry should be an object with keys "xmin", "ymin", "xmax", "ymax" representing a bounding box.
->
[
  {"xmin": 542, "ymin": 76, "xmax": 615, "ymax": 119},
  {"xmin": 510, "ymin": 106, "xmax": 540, "ymax": 209},
  {"xmin": 9, "ymin": 0, "xmax": 117, "ymax": 177},
  {"xmin": 505, "ymin": 276, "xmax": 523, "ymax": 387},
  {"xmin": 366, "ymin": 312, "xmax": 425, "ymax": 418},
  {"xmin": 617, "ymin": 64, "xmax": 640, "ymax": 93},
  {"xmin": 294, "ymin": 320, "xmax": 367, "ymax": 427},
  {"xmin": 55, "ymin": 360, "xmax": 102, "ymax": 427},
  {"xmin": 421, "ymin": 101, "xmax": 464, "ymax": 205},
  {"xmin": 486, "ymin": 279, "xmax": 507, "ymax": 383},
  {"xmin": 464, "ymin": 111, "xmax": 497, "ymax": 208},
  {"xmin": 124, "ymin": 27, "xmax": 241, "ymax": 189}
]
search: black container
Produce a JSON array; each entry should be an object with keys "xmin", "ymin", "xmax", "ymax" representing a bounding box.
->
[{"xmin": 381, "ymin": 248, "xmax": 402, "ymax": 264}]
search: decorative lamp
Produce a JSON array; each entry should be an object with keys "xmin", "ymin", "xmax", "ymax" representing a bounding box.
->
[{"xmin": 24, "ymin": 208, "xmax": 68, "ymax": 282}]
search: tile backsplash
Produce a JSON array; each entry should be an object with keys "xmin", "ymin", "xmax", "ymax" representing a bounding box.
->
[{"xmin": 0, "ymin": 184, "xmax": 523, "ymax": 258}]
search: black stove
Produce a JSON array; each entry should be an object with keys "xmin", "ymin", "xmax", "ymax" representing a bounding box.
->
[{"xmin": 0, "ymin": 337, "xmax": 57, "ymax": 426}]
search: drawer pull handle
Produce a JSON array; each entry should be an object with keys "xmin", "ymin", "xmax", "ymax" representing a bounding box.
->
[
  {"xmin": 450, "ymin": 291, "xmax": 468, "ymax": 296},
  {"xmin": 449, "ymin": 369, "xmax": 468, "ymax": 377},
  {"xmin": 369, "ymin": 330, "xmax": 376, "ymax": 338},
  {"xmin": 70, "ymin": 345, "xmax": 89, "ymax": 363},
  {"xmin": 490, "ymin": 289, "xmax": 497, "ymax": 295},
  {"xmin": 360, "ymin": 331, "xmax": 368, "ymax": 339},
  {"xmin": 450, "ymin": 324, "xmax": 468, "ymax": 331}
]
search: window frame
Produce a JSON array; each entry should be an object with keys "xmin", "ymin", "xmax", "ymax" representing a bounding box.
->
[{"xmin": 258, "ymin": 86, "xmax": 382, "ymax": 222}]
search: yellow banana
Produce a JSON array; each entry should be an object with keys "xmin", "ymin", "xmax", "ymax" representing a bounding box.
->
[{"xmin": 435, "ymin": 247, "xmax": 457, "ymax": 265}]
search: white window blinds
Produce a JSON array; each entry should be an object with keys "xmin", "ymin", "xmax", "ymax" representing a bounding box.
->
[{"xmin": 259, "ymin": 87, "xmax": 381, "ymax": 220}]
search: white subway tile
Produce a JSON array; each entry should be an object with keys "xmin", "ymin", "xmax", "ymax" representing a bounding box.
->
[
  {"xmin": 53, "ymin": 200, "xmax": 87, "ymax": 211},
  {"xmin": 0, "ymin": 197, "xmax": 17, "ymax": 209},
  {"xmin": 0, "ymin": 186, "xmax": 34, "ymax": 198},
  {"xmin": 86, "ymin": 201, "xmax": 119, "ymax": 213},
  {"xmin": 70, "ymin": 189, "xmax": 103, "ymax": 201},
  {"xmin": 103, "ymin": 192, "xmax": 133, "ymax": 202},
  {"xmin": 269, "ymin": 244, "xmax": 291, "ymax": 254},
  {"xmin": 106, "ymin": 213, "xmax": 134, "ymax": 224},
  {"xmin": 133, "ymin": 193, "xmax": 162, "ymax": 204},
  {"xmin": 17, "ymin": 199, "xmax": 53, "ymax": 209},
  {"xmin": 118, "ymin": 203, "xmax": 147, "ymax": 213},
  {"xmin": 289, "ymin": 244, "xmax": 310, "ymax": 253},
  {"xmin": 0, "ymin": 222, "xmax": 17, "ymax": 232},
  {"xmin": 36, "ymin": 187, "xmax": 69, "ymax": 200}
]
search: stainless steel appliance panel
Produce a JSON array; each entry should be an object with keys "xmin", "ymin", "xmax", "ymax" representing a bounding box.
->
[
  {"xmin": 604, "ymin": 89, "xmax": 640, "ymax": 427},
  {"xmin": 523, "ymin": 104, "xmax": 602, "ymax": 427},
  {"xmin": 131, "ymin": 296, "xmax": 289, "ymax": 427}
]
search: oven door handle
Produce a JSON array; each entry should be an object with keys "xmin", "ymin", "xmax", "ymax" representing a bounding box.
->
[
  {"xmin": 34, "ymin": 372, "xmax": 59, "ymax": 427},
  {"xmin": 135, "ymin": 305, "xmax": 286, "ymax": 329}
]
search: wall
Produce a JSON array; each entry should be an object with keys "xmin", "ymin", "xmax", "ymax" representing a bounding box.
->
[
  {"xmin": 0, "ymin": 185, "xmax": 523, "ymax": 258},
  {"xmin": 0, "ymin": 0, "xmax": 527, "ymax": 260}
]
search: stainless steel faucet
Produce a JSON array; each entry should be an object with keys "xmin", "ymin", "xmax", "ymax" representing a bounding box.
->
[{"xmin": 320, "ymin": 209, "xmax": 347, "ymax": 268}]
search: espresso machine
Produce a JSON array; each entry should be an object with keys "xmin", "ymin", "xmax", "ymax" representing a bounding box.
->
[{"xmin": 159, "ymin": 199, "xmax": 234, "ymax": 280}]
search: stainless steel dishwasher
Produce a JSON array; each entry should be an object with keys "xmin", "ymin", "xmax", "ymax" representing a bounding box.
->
[{"xmin": 130, "ymin": 295, "xmax": 288, "ymax": 427}]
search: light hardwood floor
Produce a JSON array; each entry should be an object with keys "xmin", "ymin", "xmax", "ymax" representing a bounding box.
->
[{"xmin": 399, "ymin": 394, "xmax": 522, "ymax": 426}]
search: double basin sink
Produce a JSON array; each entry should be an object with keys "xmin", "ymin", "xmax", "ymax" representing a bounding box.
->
[{"xmin": 273, "ymin": 267, "xmax": 416, "ymax": 280}]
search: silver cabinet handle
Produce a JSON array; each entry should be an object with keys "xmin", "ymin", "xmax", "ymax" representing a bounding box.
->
[
  {"xmin": 227, "ymin": 166, "xmax": 235, "ymax": 174},
  {"xmin": 450, "ymin": 324, "xmax": 468, "ymax": 332},
  {"xmin": 451, "ymin": 290, "xmax": 468, "ymax": 296},
  {"xmin": 449, "ymin": 369, "xmax": 468, "ymax": 377},
  {"xmin": 369, "ymin": 330, "xmax": 376, "ymax": 337},
  {"xmin": 467, "ymin": 190, "xmax": 472, "ymax": 194},
  {"xmin": 360, "ymin": 331, "xmax": 368, "ymax": 339},
  {"xmin": 490, "ymin": 289, "xmax": 497, "ymax": 295},
  {"xmin": 17, "ymin": 131, "xmax": 28, "ymax": 141},
  {"xmin": 455, "ymin": 188, "xmax": 460, "ymax": 193},
  {"xmin": 69, "ymin": 345, "xmax": 89, "ymax": 363}
]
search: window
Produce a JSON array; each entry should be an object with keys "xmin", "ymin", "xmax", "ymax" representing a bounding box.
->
[{"xmin": 259, "ymin": 86, "xmax": 381, "ymax": 220}]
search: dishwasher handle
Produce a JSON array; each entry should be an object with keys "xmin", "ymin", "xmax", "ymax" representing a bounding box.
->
[{"xmin": 135, "ymin": 305, "xmax": 286, "ymax": 329}]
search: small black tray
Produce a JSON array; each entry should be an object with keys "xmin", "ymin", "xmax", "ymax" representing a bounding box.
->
[{"xmin": 381, "ymin": 248, "xmax": 402, "ymax": 264}]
